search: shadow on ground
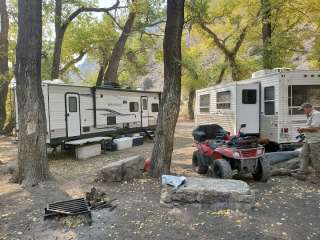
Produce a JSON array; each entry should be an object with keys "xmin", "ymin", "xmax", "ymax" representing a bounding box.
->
[{"xmin": 0, "ymin": 121, "xmax": 320, "ymax": 240}]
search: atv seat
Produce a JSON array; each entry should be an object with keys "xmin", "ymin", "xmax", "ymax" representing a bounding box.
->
[{"xmin": 192, "ymin": 124, "xmax": 225, "ymax": 142}]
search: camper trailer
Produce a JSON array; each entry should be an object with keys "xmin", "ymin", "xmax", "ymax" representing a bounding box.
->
[
  {"xmin": 15, "ymin": 81, "xmax": 160, "ymax": 146},
  {"xmin": 195, "ymin": 68, "xmax": 320, "ymax": 147}
]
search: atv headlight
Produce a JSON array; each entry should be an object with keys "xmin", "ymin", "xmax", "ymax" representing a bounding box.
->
[
  {"xmin": 257, "ymin": 148, "xmax": 264, "ymax": 156},
  {"xmin": 233, "ymin": 151, "xmax": 241, "ymax": 159}
]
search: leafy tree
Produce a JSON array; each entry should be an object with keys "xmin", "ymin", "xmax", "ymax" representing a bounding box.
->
[
  {"xmin": 102, "ymin": 0, "xmax": 165, "ymax": 86},
  {"xmin": 188, "ymin": 0, "xmax": 260, "ymax": 81},
  {"xmin": 51, "ymin": 0, "xmax": 121, "ymax": 79}
]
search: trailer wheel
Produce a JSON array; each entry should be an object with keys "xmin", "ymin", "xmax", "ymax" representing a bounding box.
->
[
  {"xmin": 252, "ymin": 157, "xmax": 271, "ymax": 182},
  {"xmin": 212, "ymin": 159, "xmax": 233, "ymax": 179},
  {"xmin": 192, "ymin": 151, "xmax": 208, "ymax": 174}
]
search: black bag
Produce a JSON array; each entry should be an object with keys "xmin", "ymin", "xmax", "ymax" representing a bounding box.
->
[{"xmin": 192, "ymin": 124, "xmax": 224, "ymax": 142}]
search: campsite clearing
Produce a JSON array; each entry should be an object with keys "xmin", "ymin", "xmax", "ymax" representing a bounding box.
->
[{"xmin": 0, "ymin": 121, "xmax": 320, "ymax": 240}]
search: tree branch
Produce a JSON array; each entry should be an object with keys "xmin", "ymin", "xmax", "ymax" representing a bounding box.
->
[
  {"xmin": 61, "ymin": 0, "xmax": 121, "ymax": 32},
  {"xmin": 232, "ymin": 25, "xmax": 249, "ymax": 54},
  {"xmin": 200, "ymin": 23, "xmax": 232, "ymax": 57},
  {"xmin": 60, "ymin": 50, "xmax": 87, "ymax": 75}
]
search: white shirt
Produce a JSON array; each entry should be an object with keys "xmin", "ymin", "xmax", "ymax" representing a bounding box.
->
[{"xmin": 305, "ymin": 110, "xmax": 320, "ymax": 144}]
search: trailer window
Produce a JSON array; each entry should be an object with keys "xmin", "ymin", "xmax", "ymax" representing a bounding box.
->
[
  {"xmin": 107, "ymin": 116, "xmax": 116, "ymax": 125},
  {"xmin": 242, "ymin": 89, "xmax": 257, "ymax": 104},
  {"xmin": 199, "ymin": 94, "xmax": 210, "ymax": 112},
  {"xmin": 129, "ymin": 102, "xmax": 139, "ymax": 112},
  {"xmin": 151, "ymin": 103, "xmax": 159, "ymax": 112},
  {"xmin": 288, "ymin": 85, "xmax": 320, "ymax": 114},
  {"xmin": 68, "ymin": 97, "xmax": 78, "ymax": 112},
  {"xmin": 264, "ymin": 86, "xmax": 275, "ymax": 115},
  {"xmin": 216, "ymin": 91, "xmax": 231, "ymax": 109},
  {"xmin": 142, "ymin": 99, "xmax": 148, "ymax": 110}
]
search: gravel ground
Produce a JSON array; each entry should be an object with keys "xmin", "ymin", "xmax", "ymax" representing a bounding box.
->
[{"xmin": 0, "ymin": 121, "xmax": 320, "ymax": 240}]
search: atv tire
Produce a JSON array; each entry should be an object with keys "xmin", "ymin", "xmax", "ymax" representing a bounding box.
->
[
  {"xmin": 212, "ymin": 159, "xmax": 233, "ymax": 179},
  {"xmin": 252, "ymin": 157, "xmax": 271, "ymax": 182},
  {"xmin": 192, "ymin": 151, "xmax": 208, "ymax": 174}
]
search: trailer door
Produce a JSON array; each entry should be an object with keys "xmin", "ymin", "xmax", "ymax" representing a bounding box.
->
[
  {"xmin": 66, "ymin": 93, "xmax": 81, "ymax": 137},
  {"xmin": 141, "ymin": 96, "xmax": 149, "ymax": 127},
  {"xmin": 236, "ymin": 83, "xmax": 260, "ymax": 134}
]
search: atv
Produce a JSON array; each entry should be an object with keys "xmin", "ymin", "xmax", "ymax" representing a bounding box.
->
[{"xmin": 192, "ymin": 124, "xmax": 271, "ymax": 182}]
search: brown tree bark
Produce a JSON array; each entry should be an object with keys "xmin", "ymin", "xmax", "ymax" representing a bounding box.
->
[
  {"xmin": 96, "ymin": 58, "xmax": 109, "ymax": 87},
  {"xmin": 228, "ymin": 55, "xmax": 241, "ymax": 81},
  {"xmin": 0, "ymin": 0, "xmax": 9, "ymax": 131},
  {"xmin": 151, "ymin": 0, "xmax": 185, "ymax": 177},
  {"xmin": 51, "ymin": 0, "xmax": 63, "ymax": 79},
  {"xmin": 51, "ymin": 0, "xmax": 120, "ymax": 79},
  {"xmin": 188, "ymin": 89, "xmax": 195, "ymax": 120},
  {"xmin": 261, "ymin": 0, "xmax": 272, "ymax": 69},
  {"xmin": 103, "ymin": 11, "xmax": 136, "ymax": 85},
  {"xmin": 217, "ymin": 65, "xmax": 227, "ymax": 84},
  {"xmin": 13, "ymin": 0, "xmax": 49, "ymax": 186}
]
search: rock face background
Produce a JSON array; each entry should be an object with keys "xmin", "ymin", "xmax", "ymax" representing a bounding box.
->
[
  {"xmin": 99, "ymin": 155, "xmax": 145, "ymax": 182},
  {"xmin": 161, "ymin": 177, "xmax": 255, "ymax": 211}
]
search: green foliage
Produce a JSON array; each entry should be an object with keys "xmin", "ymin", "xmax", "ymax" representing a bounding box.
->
[{"xmin": 118, "ymin": 34, "xmax": 152, "ymax": 87}]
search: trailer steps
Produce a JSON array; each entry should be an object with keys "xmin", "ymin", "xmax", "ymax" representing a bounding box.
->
[{"xmin": 142, "ymin": 129, "xmax": 155, "ymax": 140}]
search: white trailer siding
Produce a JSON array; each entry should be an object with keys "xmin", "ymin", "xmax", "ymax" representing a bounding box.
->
[
  {"xmin": 196, "ymin": 83, "xmax": 260, "ymax": 135},
  {"xmin": 195, "ymin": 84, "xmax": 237, "ymax": 134},
  {"xmin": 195, "ymin": 69, "xmax": 320, "ymax": 145},
  {"xmin": 47, "ymin": 85, "xmax": 93, "ymax": 140},
  {"xmin": 95, "ymin": 89, "xmax": 159, "ymax": 130},
  {"xmin": 13, "ymin": 83, "xmax": 160, "ymax": 145},
  {"xmin": 258, "ymin": 74, "xmax": 280, "ymax": 142},
  {"xmin": 278, "ymin": 71, "xmax": 320, "ymax": 143}
]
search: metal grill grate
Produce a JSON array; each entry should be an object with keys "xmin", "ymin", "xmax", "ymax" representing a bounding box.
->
[{"xmin": 44, "ymin": 198, "xmax": 92, "ymax": 223}]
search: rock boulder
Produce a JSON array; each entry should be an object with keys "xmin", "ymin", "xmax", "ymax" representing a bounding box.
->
[
  {"xmin": 161, "ymin": 177, "xmax": 255, "ymax": 210},
  {"xmin": 99, "ymin": 155, "xmax": 145, "ymax": 182}
]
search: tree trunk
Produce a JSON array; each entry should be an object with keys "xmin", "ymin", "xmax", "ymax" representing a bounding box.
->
[
  {"xmin": 14, "ymin": 0, "xmax": 49, "ymax": 186},
  {"xmin": 188, "ymin": 89, "xmax": 195, "ymax": 120},
  {"xmin": 103, "ymin": 11, "xmax": 136, "ymax": 85},
  {"xmin": 96, "ymin": 58, "xmax": 108, "ymax": 86},
  {"xmin": 0, "ymin": 0, "xmax": 9, "ymax": 131},
  {"xmin": 261, "ymin": 0, "xmax": 272, "ymax": 69},
  {"xmin": 51, "ymin": 30, "xmax": 64, "ymax": 79},
  {"xmin": 51, "ymin": 0, "xmax": 63, "ymax": 79},
  {"xmin": 0, "ymin": 81, "xmax": 8, "ymax": 130},
  {"xmin": 217, "ymin": 59, "xmax": 227, "ymax": 84},
  {"xmin": 228, "ymin": 55, "xmax": 240, "ymax": 81},
  {"xmin": 151, "ymin": 0, "xmax": 185, "ymax": 177}
]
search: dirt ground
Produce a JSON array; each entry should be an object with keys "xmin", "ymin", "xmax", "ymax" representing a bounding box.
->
[{"xmin": 0, "ymin": 121, "xmax": 320, "ymax": 240}]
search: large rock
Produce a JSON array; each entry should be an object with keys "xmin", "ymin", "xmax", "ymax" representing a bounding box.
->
[
  {"xmin": 161, "ymin": 177, "xmax": 255, "ymax": 210},
  {"xmin": 99, "ymin": 155, "xmax": 145, "ymax": 182}
]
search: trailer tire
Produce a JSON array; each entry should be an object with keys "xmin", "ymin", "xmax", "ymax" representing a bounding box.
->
[
  {"xmin": 192, "ymin": 151, "xmax": 208, "ymax": 174},
  {"xmin": 212, "ymin": 159, "xmax": 233, "ymax": 179},
  {"xmin": 252, "ymin": 157, "xmax": 271, "ymax": 182}
]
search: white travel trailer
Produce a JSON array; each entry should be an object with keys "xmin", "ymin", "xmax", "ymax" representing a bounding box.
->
[
  {"xmin": 195, "ymin": 68, "xmax": 320, "ymax": 147},
  {"xmin": 15, "ymin": 81, "xmax": 160, "ymax": 146}
]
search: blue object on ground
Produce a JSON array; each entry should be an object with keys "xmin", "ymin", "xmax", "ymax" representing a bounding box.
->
[
  {"xmin": 162, "ymin": 175, "xmax": 186, "ymax": 189},
  {"xmin": 265, "ymin": 150, "xmax": 300, "ymax": 165}
]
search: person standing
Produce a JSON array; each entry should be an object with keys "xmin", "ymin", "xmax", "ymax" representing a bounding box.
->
[{"xmin": 295, "ymin": 103, "xmax": 320, "ymax": 182}]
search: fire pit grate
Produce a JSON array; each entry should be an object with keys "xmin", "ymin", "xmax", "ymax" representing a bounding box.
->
[{"xmin": 44, "ymin": 198, "xmax": 92, "ymax": 224}]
